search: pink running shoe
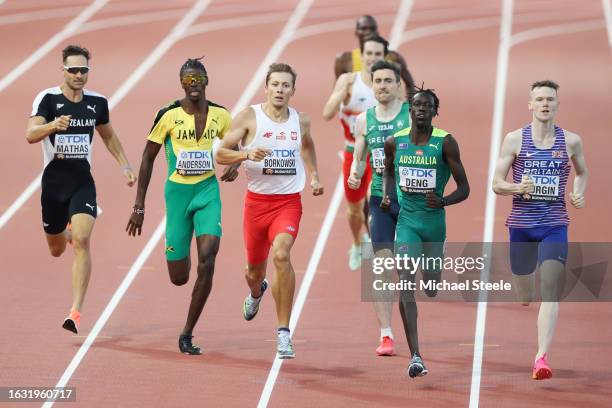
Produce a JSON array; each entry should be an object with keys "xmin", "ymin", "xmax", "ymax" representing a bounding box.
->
[
  {"xmin": 532, "ymin": 353, "xmax": 553, "ymax": 380},
  {"xmin": 376, "ymin": 336, "xmax": 395, "ymax": 356}
]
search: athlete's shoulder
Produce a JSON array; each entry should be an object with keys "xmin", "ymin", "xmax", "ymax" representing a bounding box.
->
[
  {"xmin": 505, "ymin": 128, "xmax": 523, "ymax": 141},
  {"xmin": 83, "ymin": 89, "xmax": 108, "ymax": 101},
  {"xmin": 33, "ymin": 86, "xmax": 62, "ymax": 100},
  {"xmin": 431, "ymin": 127, "xmax": 449, "ymax": 138},
  {"xmin": 152, "ymin": 100, "xmax": 181, "ymax": 126},
  {"xmin": 209, "ymin": 100, "xmax": 230, "ymax": 118},
  {"xmin": 394, "ymin": 126, "xmax": 411, "ymax": 137},
  {"xmin": 208, "ymin": 100, "xmax": 228, "ymax": 112},
  {"xmin": 562, "ymin": 128, "xmax": 582, "ymax": 149}
]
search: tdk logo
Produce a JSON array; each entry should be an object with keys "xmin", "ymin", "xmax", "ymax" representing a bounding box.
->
[
  {"xmin": 58, "ymin": 135, "xmax": 88, "ymax": 143},
  {"xmin": 180, "ymin": 151, "xmax": 211, "ymax": 159},
  {"xmin": 406, "ymin": 168, "xmax": 434, "ymax": 177},
  {"xmin": 270, "ymin": 149, "xmax": 296, "ymax": 158}
]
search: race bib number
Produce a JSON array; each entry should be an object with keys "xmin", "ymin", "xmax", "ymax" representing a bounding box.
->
[
  {"xmin": 399, "ymin": 166, "xmax": 436, "ymax": 193},
  {"xmin": 262, "ymin": 149, "xmax": 297, "ymax": 175},
  {"xmin": 54, "ymin": 134, "xmax": 89, "ymax": 159},
  {"xmin": 175, "ymin": 149, "xmax": 213, "ymax": 176},
  {"xmin": 526, "ymin": 174, "xmax": 560, "ymax": 201},
  {"xmin": 372, "ymin": 148, "xmax": 385, "ymax": 170}
]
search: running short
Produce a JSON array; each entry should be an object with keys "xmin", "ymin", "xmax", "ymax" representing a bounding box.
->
[
  {"xmin": 164, "ymin": 177, "xmax": 222, "ymax": 261},
  {"xmin": 343, "ymin": 150, "xmax": 372, "ymax": 203},
  {"xmin": 41, "ymin": 164, "xmax": 97, "ymax": 234},
  {"xmin": 394, "ymin": 209, "xmax": 446, "ymax": 273},
  {"xmin": 509, "ymin": 225, "xmax": 568, "ymax": 275},
  {"xmin": 369, "ymin": 195, "xmax": 399, "ymax": 252},
  {"xmin": 243, "ymin": 191, "xmax": 302, "ymax": 264}
]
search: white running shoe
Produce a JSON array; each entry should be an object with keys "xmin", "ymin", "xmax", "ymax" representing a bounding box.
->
[
  {"xmin": 348, "ymin": 244, "xmax": 361, "ymax": 270},
  {"xmin": 277, "ymin": 333, "xmax": 295, "ymax": 359},
  {"xmin": 243, "ymin": 279, "xmax": 268, "ymax": 321}
]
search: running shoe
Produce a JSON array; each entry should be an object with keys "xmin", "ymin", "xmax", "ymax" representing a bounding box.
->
[
  {"xmin": 361, "ymin": 233, "xmax": 374, "ymax": 260},
  {"xmin": 62, "ymin": 310, "xmax": 80, "ymax": 334},
  {"xmin": 277, "ymin": 333, "xmax": 295, "ymax": 359},
  {"xmin": 376, "ymin": 336, "xmax": 395, "ymax": 356},
  {"xmin": 348, "ymin": 244, "xmax": 361, "ymax": 270},
  {"xmin": 178, "ymin": 334, "xmax": 202, "ymax": 355},
  {"xmin": 407, "ymin": 355, "xmax": 428, "ymax": 378},
  {"xmin": 532, "ymin": 353, "xmax": 552, "ymax": 380},
  {"xmin": 243, "ymin": 279, "xmax": 269, "ymax": 321}
]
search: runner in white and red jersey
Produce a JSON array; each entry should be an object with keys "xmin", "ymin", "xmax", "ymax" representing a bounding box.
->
[
  {"xmin": 216, "ymin": 63, "xmax": 323, "ymax": 359},
  {"xmin": 323, "ymin": 34, "xmax": 386, "ymax": 270}
]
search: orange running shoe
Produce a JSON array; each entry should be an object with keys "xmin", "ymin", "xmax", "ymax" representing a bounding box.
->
[
  {"xmin": 532, "ymin": 353, "xmax": 553, "ymax": 380},
  {"xmin": 62, "ymin": 310, "xmax": 81, "ymax": 334},
  {"xmin": 376, "ymin": 336, "xmax": 395, "ymax": 356}
]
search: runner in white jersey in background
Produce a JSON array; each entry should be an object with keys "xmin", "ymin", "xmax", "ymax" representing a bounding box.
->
[{"xmin": 216, "ymin": 63, "xmax": 323, "ymax": 359}]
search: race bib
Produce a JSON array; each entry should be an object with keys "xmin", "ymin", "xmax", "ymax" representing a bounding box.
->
[
  {"xmin": 175, "ymin": 149, "xmax": 213, "ymax": 176},
  {"xmin": 262, "ymin": 149, "xmax": 297, "ymax": 175},
  {"xmin": 371, "ymin": 148, "xmax": 385, "ymax": 170},
  {"xmin": 399, "ymin": 166, "xmax": 436, "ymax": 193},
  {"xmin": 54, "ymin": 134, "xmax": 89, "ymax": 159},
  {"xmin": 527, "ymin": 174, "xmax": 560, "ymax": 201}
]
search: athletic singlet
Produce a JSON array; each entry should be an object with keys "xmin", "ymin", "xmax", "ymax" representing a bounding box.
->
[
  {"xmin": 339, "ymin": 73, "xmax": 376, "ymax": 146},
  {"xmin": 243, "ymin": 104, "xmax": 305, "ymax": 194},
  {"xmin": 393, "ymin": 127, "xmax": 451, "ymax": 213},
  {"xmin": 148, "ymin": 100, "xmax": 231, "ymax": 185},
  {"xmin": 31, "ymin": 87, "xmax": 109, "ymax": 169},
  {"xmin": 351, "ymin": 48, "xmax": 362, "ymax": 72},
  {"xmin": 506, "ymin": 124, "xmax": 571, "ymax": 228}
]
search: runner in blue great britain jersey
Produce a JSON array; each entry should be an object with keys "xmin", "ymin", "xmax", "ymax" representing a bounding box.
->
[
  {"xmin": 493, "ymin": 80, "xmax": 588, "ymax": 380},
  {"xmin": 382, "ymin": 87, "xmax": 469, "ymax": 378},
  {"xmin": 348, "ymin": 61, "xmax": 409, "ymax": 357}
]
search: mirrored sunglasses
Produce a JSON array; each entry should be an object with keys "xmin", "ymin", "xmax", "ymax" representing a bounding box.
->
[
  {"xmin": 64, "ymin": 66, "xmax": 90, "ymax": 75},
  {"xmin": 181, "ymin": 74, "xmax": 207, "ymax": 86}
]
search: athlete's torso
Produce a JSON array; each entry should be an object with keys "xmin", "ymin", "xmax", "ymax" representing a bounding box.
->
[
  {"xmin": 244, "ymin": 104, "xmax": 305, "ymax": 195},
  {"xmin": 148, "ymin": 100, "xmax": 231, "ymax": 185},
  {"xmin": 32, "ymin": 87, "xmax": 109, "ymax": 172},
  {"xmin": 393, "ymin": 126, "xmax": 450, "ymax": 213},
  {"xmin": 507, "ymin": 124, "xmax": 571, "ymax": 228},
  {"xmin": 364, "ymin": 102, "xmax": 410, "ymax": 198}
]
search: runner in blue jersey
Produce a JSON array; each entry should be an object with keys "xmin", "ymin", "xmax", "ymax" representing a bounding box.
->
[{"xmin": 493, "ymin": 80, "xmax": 588, "ymax": 380}]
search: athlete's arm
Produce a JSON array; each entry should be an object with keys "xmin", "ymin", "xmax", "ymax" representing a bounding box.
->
[
  {"xmin": 334, "ymin": 51, "xmax": 352, "ymax": 78},
  {"xmin": 387, "ymin": 51, "xmax": 416, "ymax": 98},
  {"xmin": 348, "ymin": 113, "xmax": 367, "ymax": 190},
  {"xmin": 97, "ymin": 122, "xmax": 137, "ymax": 187},
  {"xmin": 427, "ymin": 135, "xmax": 469, "ymax": 208},
  {"xmin": 381, "ymin": 136, "xmax": 396, "ymax": 210},
  {"xmin": 215, "ymin": 107, "xmax": 269, "ymax": 164},
  {"xmin": 300, "ymin": 113, "xmax": 324, "ymax": 196},
  {"xmin": 566, "ymin": 131, "xmax": 588, "ymax": 209},
  {"xmin": 322, "ymin": 73, "xmax": 352, "ymax": 121},
  {"xmin": 126, "ymin": 140, "xmax": 161, "ymax": 236},
  {"xmin": 25, "ymin": 115, "xmax": 71, "ymax": 144},
  {"xmin": 492, "ymin": 130, "xmax": 534, "ymax": 195}
]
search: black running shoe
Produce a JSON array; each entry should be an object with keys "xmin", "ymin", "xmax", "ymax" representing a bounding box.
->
[{"xmin": 179, "ymin": 334, "xmax": 202, "ymax": 355}]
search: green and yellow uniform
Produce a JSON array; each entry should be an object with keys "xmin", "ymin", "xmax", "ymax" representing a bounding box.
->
[
  {"xmin": 148, "ymin": 100, "xmax": 231, "ymax": 260},
  {"xmin": 392, "ymin": 127, "xmax": 450, "ymax": 265}
]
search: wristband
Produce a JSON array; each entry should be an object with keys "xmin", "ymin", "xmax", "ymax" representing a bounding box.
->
[
  {"xmin": 133, "ymin": 206, "xmax": 145, "ymax": 215},
  {"xmin": 122, "ymin": 164, "xmax": 132, "ymax": 172}
]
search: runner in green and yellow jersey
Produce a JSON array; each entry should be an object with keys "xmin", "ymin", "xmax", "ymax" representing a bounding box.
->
[{"xmin": 382, "ymin": 87, "xmax": 469, "ymax": 378}]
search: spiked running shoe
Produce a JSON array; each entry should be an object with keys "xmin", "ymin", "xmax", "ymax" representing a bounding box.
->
[
  {"xmin": 532, "ymin": 353, "xmax": 552, "ymax": 380},
  {"xmin": 243, "ymin": 279, "xmax": 269, "ymax": 321},
  {"xmin": 407, "ymin": 355, "xmax": 428, "ymax": 378},
  {"xmin": 179, "ymin": 334, "xmax": 202, "ymax": 355},
  {"xmin": 62, "ymin": 310, "xmax": 80, "ymax": 334},
  {"xmin": 277, "ymin": 334, "xmax": 295, "ymax": 359},
  {"xmin": 376, "ymin": 336, "xmax": 395, "ymax": 356}
]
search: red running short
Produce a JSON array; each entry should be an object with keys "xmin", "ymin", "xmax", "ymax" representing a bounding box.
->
[
  {"xmin": 342, "ymin": 149, "xmax": 372, "ymax": 203},
  {"xmin": 243, "ymin": 191, "xmax": 302, "ymax": 264}
]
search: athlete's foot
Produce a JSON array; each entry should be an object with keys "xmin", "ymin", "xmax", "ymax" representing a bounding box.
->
[
  {"xmin": 348, "ymin": 244, "xmax": 362, "ymax": 270},
  {"xmin": 532, "ymin": 353, "xmax": 552, "ymax": 380},
  {"xmin": 62, "ymin": 310, "xmax": 81, "ymax": 334},
  {"xmin": 407, "ymin": 355, "xmax": 428, "ymax": 378},
  {"xmin": 243, "ymin": 279, "xmax": 268, "ymax": 321},
  {"xmin": 277, "ymin": 331, "xmax": 295, "ymax": 359},
  {"xmin": 376, "ymin": 336, "xmax": 395, "ymax": 356},
  {"xmin": 178, "ymin": 334, "xmax": 202, "ymax": 355},
  {"xmin": 361, "ymin": 233, "xmax": 373, "ymax": 260}
]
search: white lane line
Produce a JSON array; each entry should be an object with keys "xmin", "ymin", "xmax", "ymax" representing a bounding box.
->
[
  {"xmin": 41, "ymin": 2, "xmax": 213, "ymax": 404},
  {"xmin": 0, "ymin": 6, "xmax": 82, "ymax": 26},
  {"xmin": 257, "ymin": 176, "xmax": 344, "ymax": 408},
  {"xmin": 469, "ymin": 1, "xmax": 513, "ymax": 408},
  {"xmin": 0, "ymin": 0, "xmax": 109, "ymax": 93},
  {"xmin": 77, "ymin": 9, "xmax": 187, "ymax": 34},
  {"xmin": 389, "ymin": 0, "xmax": 414, "ymax": 49},
  {"xmin": 183, "ymin": 11, "xmax": 290, "ymax": 39},
  {"xmin": 510, "ymin": 19, "xmax": 605, "ymax": 46},
  {"xmin": 604, "ymin": 0, "xmax": 612, "ymax": 50},
  {"xmin": 0, "ymin": 175, "xmax": 41, "ymax": 229}
]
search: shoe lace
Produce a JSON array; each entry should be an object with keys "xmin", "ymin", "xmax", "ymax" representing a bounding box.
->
[{"xmin": 278, "ymin": 335, "xmax": 291, "ymax": 350}]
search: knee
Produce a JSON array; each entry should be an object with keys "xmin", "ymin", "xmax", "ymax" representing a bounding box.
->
[
  {"xmin": 272, "ymin": 247, "xmax": 290, "ymax": 266},
  {"xmin": 346, "ymin": 205, "xmax": 363, "ymax": 218},
  {"xmin": 71, "ymin": 234, "xmax": 90, "ymax": 251},
  {"xmin": 197, "ymin": 252, "xmax": 216, "ymax": 272}
]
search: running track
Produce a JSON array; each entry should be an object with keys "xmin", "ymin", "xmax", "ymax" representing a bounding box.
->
[{"xmin": 0, "ymin": 0, "xmax": 610, "ymax": 407}]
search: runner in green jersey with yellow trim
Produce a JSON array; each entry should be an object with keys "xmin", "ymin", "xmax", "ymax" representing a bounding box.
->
[{"xmin": 382, "ymin": 88, "xmax": 469, "ymax": 378}]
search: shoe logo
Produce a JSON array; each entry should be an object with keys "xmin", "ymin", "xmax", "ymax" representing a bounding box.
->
[
  {"xmin": 87, "ymin": 104, "xmax": 96, "ymax": 113},
  {"xmin": 85, "ymin": 203, "xmax": 95, "ymax": 211},
  {"xmin": 525, "ymin": 151, "xmax": 538, "ymax": 158},
  {"xmin": 166, "ymin": 246, "xmax": 175, "ymax": 253},
  {"xmin": 56, "ymin": 103, "xmax": 64, "ymax": 110}
]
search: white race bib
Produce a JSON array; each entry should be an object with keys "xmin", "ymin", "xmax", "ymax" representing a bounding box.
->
[
  {"xmin": 528, "ymin": 174, "xmax": 560, "ymax": 201},
  {"xmin": 371, "ymin": 148, "xmax": 385, "ymax": 169},
  {"xmin": 175, "ymin": 149, "xmax": 213, "ymax": 176},
  {"xmin": 54, "ymin": 133, "xmax": 89, "ymax": 159},
  {"xmin": 399, "ymin": 166, "xmax": 436, "ymax": 193}
]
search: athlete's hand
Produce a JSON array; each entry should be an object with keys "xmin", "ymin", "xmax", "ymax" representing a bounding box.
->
[
  {"xmin": 220, "ymin": 163, "xmax": 240, "ymax": 182},
  {"xmin": 426, "ymin": 192, "xmax": 443, "ymax": 208},
  {"xmin": 126, "ymin": 209, "xmax": 144, "ymax": 236},
  {"xmin": 123, "ymin": 167, "xmax": 137, "ymax": 187},
  {"xmin": 347, "ymin": 171, "xmax": 361, "ymax": 190},
  {"xmin": 246, "ymin": 147, "xmax": 272, "ymax": 162},
  {"xmin": 311, "ymin": 176, "xmax": 324, "ymax": 196},
  {"xmin": 570, "ymin": 192, "xmax": 585, "ymax": 209},
  {"xmin": 380, "ymin": 195, "xmax": 391, "ymax": 212},
  {"xmin": 519, "ymin": 174, "xmax": 535, "ymax": 199},
  {"xmin": 53, "ymin": 115, "xmax": 71, "ymax": 132}
]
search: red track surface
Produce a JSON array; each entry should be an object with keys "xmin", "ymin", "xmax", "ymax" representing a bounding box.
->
[{"xmin": 1, "ymin": 0, "xmax": 610, "ymax": 407}]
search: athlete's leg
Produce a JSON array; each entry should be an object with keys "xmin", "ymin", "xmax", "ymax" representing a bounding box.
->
[
  {"xmin": 46, "ymin": 230, "xmax": 70, "ymax": 258},
  {"xmin": 69, "ymin": 213, "xmax": 95, "ymax": 312},
  {"xmin": 42, "ymin": 185, "xmax": 70, "ymax": 257},
  {"xmin": 270, "ymin": 233, "xmax": 296, "ymax": 328},
  {"xmin": 347, "ymin": 199, "xmax": 365, "ymax": 246},
  {"xmin": 164, "ymin": 181, "xmax": 195, "ymax": 286},
  {"xmin": 509, "ymin": 228, "xmax": 538, "ymax": 305}
]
